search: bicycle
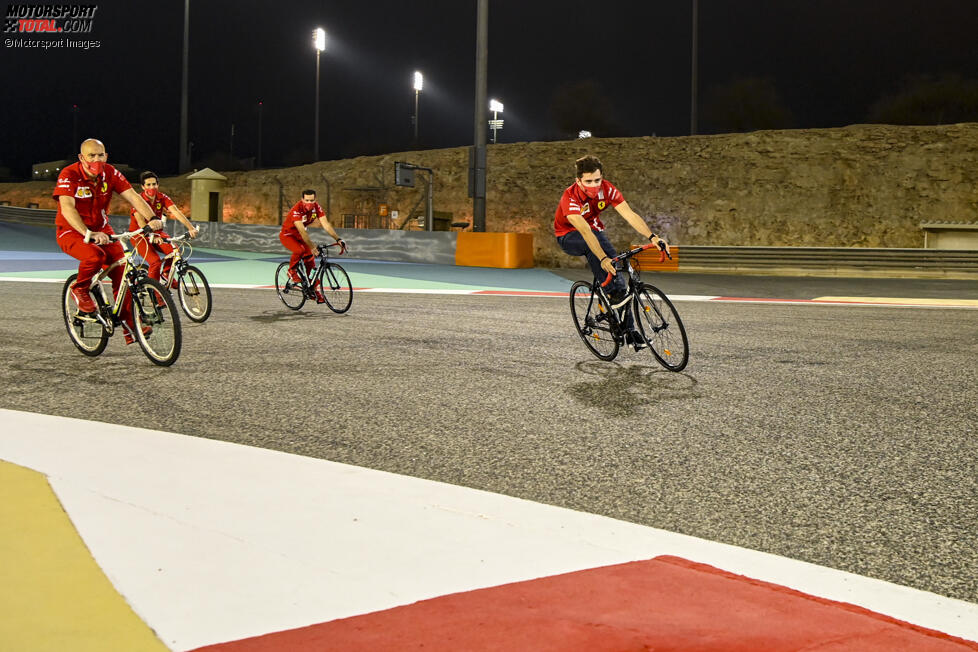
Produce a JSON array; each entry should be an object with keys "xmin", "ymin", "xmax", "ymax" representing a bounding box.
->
[
  {"xmin": 569, "ymin": 242, "xmax": 689, "ymax": 371},
  {"xmin": 153, "ymin": 230, "xmax": 213, "ymax": 323},
  {"xmin": 274, "ymin": 243, "xmax": 352, "ymax": 313},
  {"xmin": 61, "ymin": 228, "xmax": 183, "ymax": 366}
]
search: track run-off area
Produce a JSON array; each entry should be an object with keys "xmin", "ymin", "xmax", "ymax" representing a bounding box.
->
[{"xmin": 1, "ymin": 222, "xmax": 977, "ymax": 650}]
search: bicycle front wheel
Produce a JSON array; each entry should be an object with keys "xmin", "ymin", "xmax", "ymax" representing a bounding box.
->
[
  {"xmin": 569, "ymin": 281, "xmax": 619, "ymax": 361},
  {"xmin": 321, "ymin": 263, "xmax": 353, "ymax": 314},
  {"xmin": 635, "ymin": 283, "xmax": 689, "ymax": 371},
  {"xmin": 275, "ymin": 262, "xmax": 306, "ymax": 310},
  {"xmin": 132, "ymin": 278, "xmax": 182, "ymax": 366},
  {"xmin": 61, "ymin": 274, "xmax": 108, "ymax": 356},
  {"xmin": 178, "ymin": 265, "xmax": 212, "ymax": 322}
]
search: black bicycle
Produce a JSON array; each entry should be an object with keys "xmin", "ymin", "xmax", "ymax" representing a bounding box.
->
[
  {"xmin": 275, "ymin": 243, "xmax": 352, "ymax": 313},
  {"xmin": 62, "ymin": 229, "xmax": 182, "ymax": 366},
  {"xmin": 569, "ymin": 242, "xmax": 689, "ymax": 371}
]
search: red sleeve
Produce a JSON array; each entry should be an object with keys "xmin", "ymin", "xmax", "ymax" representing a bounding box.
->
[
  {"xmin": 315, "ymin": 202, "xmax": 326, "ymax": 218},
  {"xmin": 605, "ymin": 181, "xmax": 624, "ymax": 207},
  {"xmin": 53, "ymin": 168, "xmax": 78, "ymax": 200},
  {"xmin": 562, "ymin": 190, "xmax": 582, "ymax": 216},
  {"xmin": 282, "ymin": 201, "xmax": 301, "ymax": 229},
  {"xmin": 108, "ymin": 166, "xmax": 133, "ymax": 195},
  {"xmin": 160, "ymin": 192, "xmax": 175, "ymax": 209}
]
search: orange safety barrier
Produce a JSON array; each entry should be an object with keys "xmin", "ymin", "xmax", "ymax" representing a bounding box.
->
[
  {"xmin": 455, "ymin": 232, "xmax": 534, "ymax": 269},
  {"xmin": 633, "ymin": 245, "xmax": 679, "ymax": 272}
]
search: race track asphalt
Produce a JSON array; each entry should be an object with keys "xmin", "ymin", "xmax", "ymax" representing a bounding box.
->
[{"xmin": 1, "ymin": 278, "xmax": 975, "ymax": 605}]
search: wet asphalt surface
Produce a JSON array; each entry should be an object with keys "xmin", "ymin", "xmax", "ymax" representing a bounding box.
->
[{"xmin": 1, "ymin": 278, "xmax": 976, "ymax": 604}]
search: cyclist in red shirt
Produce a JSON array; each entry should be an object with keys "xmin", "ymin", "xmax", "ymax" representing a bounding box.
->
[
  {"xmin": 54, "ymin": 139, "xmax": 162, "ymax": 343},
  {"xmin": 129, "ymin": 171, "xmax": 198, "ymax": 285},
  {"xmin": 554, "ymin": 155, "xmax": 669, "ymax": 350},
  {"xmin": 280, "ymin": 189, "xmax": 345, "ymax": 299}
]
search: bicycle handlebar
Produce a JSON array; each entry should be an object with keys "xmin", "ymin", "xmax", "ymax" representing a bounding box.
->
[
  {"xmin": 600, "ymin": 241, "xmax": 670, "ymax": 287},
  {"xmin": 317, "ymin": 241, "xmax": 348, "ymax": 255}
]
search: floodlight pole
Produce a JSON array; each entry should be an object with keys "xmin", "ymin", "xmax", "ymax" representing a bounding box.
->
[
  {"xmin": 315, "ymin": 48, "xmax": 321, "ymax": 160},
  {"xmin": 257, "ymin": 101, "xmax": 263, "ymax": 168},
  {"xmin": 314, "ymin": 28, "xmax": 325, "ymax": 162},
  {"xmin": 414, "ymin": 89, "xmax": 420, "ymax": 143},
  {"xmin": 690, "ymin": 0, "xmax": 698, "ymax": 135},
  {"xmin": 179, "ymin": 0, "xmax": 190, "ymax": 172},
  {"xmin": 471, "ymin": 0, "xmax": 488, "ymax": 232}
]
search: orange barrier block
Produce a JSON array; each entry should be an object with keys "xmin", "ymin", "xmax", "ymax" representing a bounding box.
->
[
  {"xmin": 455, "ymin": 232, "xmax": 534, "ymax": 269},
  {"xmin": 633, "ymin": 245, "xmax": 679, "ymax": 272}
]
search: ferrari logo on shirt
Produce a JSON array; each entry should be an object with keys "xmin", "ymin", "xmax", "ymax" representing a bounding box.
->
[
  {"xmin": 598, "ymin": 200, "xmax": 606, "ymax": 211},
  {"xmin": 155, "ymin": 203, "xmax": 161, "ymax": 210},
  {"xmin": 101, "ymin": 182, "xmax": 108, "ymax": 193},
  {"xmin": 75, "ymin": 187, "xmax": 92, "ymax": 198}
]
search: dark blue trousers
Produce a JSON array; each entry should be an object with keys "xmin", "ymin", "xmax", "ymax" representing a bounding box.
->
[{"xmin": 557, "ymin": 230, "xmax": 634, "ymax": 331}]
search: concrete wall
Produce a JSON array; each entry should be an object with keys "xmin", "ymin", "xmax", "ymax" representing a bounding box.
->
[{"xmin": 4, "ymin": 123, "xmax": 977, "ymax": 268}]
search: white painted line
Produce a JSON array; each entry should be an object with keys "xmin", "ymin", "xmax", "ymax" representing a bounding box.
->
[
  {"xmin": 2, "ymin": 276, "xmax": 975, "ymax": 308},
  {"xmin": 1, "ymin": 408, "xmax": 974, "ymax": 651}
]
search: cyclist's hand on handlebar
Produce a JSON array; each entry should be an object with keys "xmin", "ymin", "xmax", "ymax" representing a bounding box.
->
[
  {"xmin": 600, "ymin": 256, "xmax": 616, "ymax": 277},
  {"xmin": 336, "ymin": 239, "xmax": 347, "ymax": 255},
  {"xmin": 89, "ymin": 230, "xmax": 110, "ymax": 245},
  {"xmin": 649, "ymin": 235, "xmax": 671, "ymax": 260},
  {"xmin": 188, "ymin": 226, "xmax": 199, "ymax": 239},
  {"xmin": 148, "ymin": 218, "xmax": 163, "ymax": 231}
]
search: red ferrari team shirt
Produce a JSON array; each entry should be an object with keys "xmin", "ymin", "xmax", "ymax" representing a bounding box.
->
[
  {"xmin": 553, "ymin": 179, "xmax": 624, "ymax": 238},
  {"xmin": 129, "ymin": 191, "xmax": 175, "ymax": 230},
  {"xmin": 281, "ymin": 200, "xmax": 325, "ymax": 234},
  {"xmin": 53, "ymin": 162, "xmax": 132, "ymax": 231}
]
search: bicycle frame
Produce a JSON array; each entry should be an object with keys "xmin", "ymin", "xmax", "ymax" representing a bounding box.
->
[
  {"xmin": 590, "ymin": 243, "xmax": 663, "ymax": 340},
  {"xmin": 291, "ymin": 243, "xmax": 344, "ymax": 294},
  {"xmin": 142, "ymin": 232, "xmax": 194, "ymax": 288},
  {"xmin": 86, "ymin": 232, "xmax": 152, "ymax": 332}
]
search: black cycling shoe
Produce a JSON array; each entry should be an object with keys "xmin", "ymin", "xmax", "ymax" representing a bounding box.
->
[{"xmin": 625, "ymin": 330, "xmax": 649, "ymax": 351}]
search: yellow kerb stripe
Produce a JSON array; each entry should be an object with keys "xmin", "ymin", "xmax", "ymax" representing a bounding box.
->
[{"xmin": 0, "ymin": 460, "xmax": 168, "ymax": 652}]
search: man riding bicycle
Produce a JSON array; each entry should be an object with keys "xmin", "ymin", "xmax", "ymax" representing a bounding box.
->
[
  {"xmin": 130, "ymin": 171, "xmax": 198, "ymax": 285},
  {"xmin": 55, "ymin": 139, "xmax": 162, "ymax": 344},
  {"xmin": 554, "ymin": 155, "xmax": 669, "ymax": 350},
  {"xmin": 279, "ymin": 189, "xmax": 345, "ymax": 303}
]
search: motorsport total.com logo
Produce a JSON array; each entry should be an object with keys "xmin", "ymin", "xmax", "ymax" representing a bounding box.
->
[{"xmin": 4, "ymin": 4, "xmax": 97, "ymax": 34}]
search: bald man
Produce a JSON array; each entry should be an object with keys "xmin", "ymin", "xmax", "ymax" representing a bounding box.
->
[{"xmin": 54, "ymin": 139, "xmax": 162, "ymax": 343}]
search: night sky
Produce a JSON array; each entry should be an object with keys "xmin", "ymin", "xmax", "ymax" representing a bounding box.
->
[{"xmin": 1, "ymin": 0, "xmax": 976, "ymax": 177}]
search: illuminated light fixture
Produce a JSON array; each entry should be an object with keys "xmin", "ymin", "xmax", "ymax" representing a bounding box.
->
[
  {"xmin": 489, "ymin": 98, "xmax": 504, "ymax": 113},
  {"xmin": 578, "ymin": 130, "xmax": 592, "ymax": 139},
  {"xmin": 412, "ymin": 71, "xmax": 423, "ymax": 143},
  {"xmin": 313, "ymin": 27, "xmax": 325, "ymax": 52}
]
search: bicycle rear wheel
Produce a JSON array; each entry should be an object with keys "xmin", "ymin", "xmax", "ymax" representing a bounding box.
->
[
  {"xmin": 178, "ymin": 265, "xmax": 212, "ymax": 322},
  {"xmin": 635, "ymin": 283, "xmax": 689, "ymax": 371},
  {"xmin": 275, "ymin": 262, "xmax": 306, "ymax": 310},
  {"xmin": 132, "ymin": 279, "xmax": 182, "ymax": 366},
  {"xmin": 321, "ymin": 263, "xmax": 352, "ymax": 314},
  {"xmin": 569, "ymin": 280, "xmax": 619, "ymax": 361},
  {"xmin": 61, "ymin": 274, "xmax": 108, "ymax": 356}
]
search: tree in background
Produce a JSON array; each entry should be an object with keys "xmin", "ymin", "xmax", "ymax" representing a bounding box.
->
[
  {"xmin": 701, "ymin": 76, "xmax": 793, "ymax": 134},
  {"xmin": 867, "ymin": 74, "xmax": 978, "ymax": 125},
  {"xmin": 549, "ymin": 80, "xmax": 623, "ymax": 138}
]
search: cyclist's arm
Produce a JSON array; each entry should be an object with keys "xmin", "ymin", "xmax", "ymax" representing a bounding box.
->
[
  {"xmin": 614, "ymin": 200, "xmax": 668, "ymax": 249},
  {"xmin": 121, "ymin": 188, "xmax": 162, "ymax": 230},
  {"xmin": 294, "ymin": 221, "xmax": 317, "ymax": 253},
  {"xmin": 567, "ymin": 213, "xmax": 616, "ymax": 275},
  {"xmin": 59, "ymin": 195, "xmax": 109, "ymax": 244},
  {"xmin": 166, "ymin": 204, "xmax": 198, "ymax": 237},
  {"xmin": 316, "ymin": 215, "xmax": 341, "ymax": 242}
]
